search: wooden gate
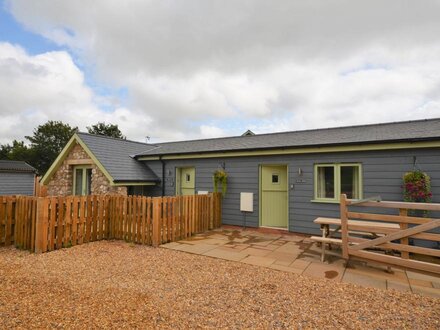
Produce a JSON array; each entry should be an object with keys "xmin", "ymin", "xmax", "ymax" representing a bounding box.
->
[{"xmin": 340, "ymin": 194, "xmax": 440, "ymax": 274}]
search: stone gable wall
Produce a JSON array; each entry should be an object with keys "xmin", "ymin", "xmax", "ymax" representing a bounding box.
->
[{"xmin": 46, "ymin": 143, "xmax": 127, "ymax": 196}]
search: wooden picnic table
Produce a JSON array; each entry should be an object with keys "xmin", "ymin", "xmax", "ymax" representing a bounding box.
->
[{"xmin": 312, "ymin": 217, "xmax": 400, "ymax": 262}]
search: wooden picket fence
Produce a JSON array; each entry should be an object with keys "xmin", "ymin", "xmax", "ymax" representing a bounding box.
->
[
  {"xmin": 34, "ymin": 176, "xmax": 47, "ymax": 197},
  {"xmin": 0, "ymin": 193, "xmax": 222, "ymax": 253},
  {"xmin": 0, "ymin": 196, "xmax": 37, "ymax": 250},
  {"xmin": 106, "ymin": 194, "xmax": 222, "ymax": 247}
]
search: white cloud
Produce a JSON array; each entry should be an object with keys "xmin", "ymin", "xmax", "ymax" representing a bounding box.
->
[
  {"xmin": 199, "ymin": 125, "xmax": 227, "ymax": 139},
  {"xmin": 0, "ymin": 42, "xmax": 98, "ymax": 143},
  {"xmin": 3, "ymin": 1, "xmax": 440, "ymax": 143},
  {"xmin": 0, "ymin": 42, "xmax": 154, "ymax": 144}
]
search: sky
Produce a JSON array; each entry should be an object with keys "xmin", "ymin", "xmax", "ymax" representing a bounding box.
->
[{"xmin": 1, "ymin": 1, "xmax": 440, "ymax": 144}]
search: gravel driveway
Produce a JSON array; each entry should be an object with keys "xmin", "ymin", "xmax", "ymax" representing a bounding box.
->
[{"xmin": 0, "ymin": 241, "xmax": 438, "ymax": 329}]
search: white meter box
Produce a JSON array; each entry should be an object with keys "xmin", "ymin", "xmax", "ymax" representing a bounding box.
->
[{"xmin": 240, "ymin": 192, "xmax": 253, "ymax": 212}]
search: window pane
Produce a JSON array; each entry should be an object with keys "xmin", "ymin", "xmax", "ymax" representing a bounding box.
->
[
  {"xmin": 75, "ymin": 169, "xmax": 83, "ymax": 195},
  {"xmin": 129, "ymin": 186, "xmax": 141, "ymax": 196},
  {"xmin": 86, "ymin": 169, "xmax": 92, "ymax": 195},
  {"xmin": 134, "ymin": 186, "xmax": 143, "ymax": 195},
  {"xmin": 128, "ymin": 186, "xmax": 150, "ymax": 196},
  {"xmin": 317, "ymin": 166, "xmax": 335, "ymax": 199},
  {"xmin": 272, "ymin": 174, "xmax": 279, "ymax": 184},
  {"xmin": 341, "ymin": 166, "xmax": 359, "ymax": 199}
]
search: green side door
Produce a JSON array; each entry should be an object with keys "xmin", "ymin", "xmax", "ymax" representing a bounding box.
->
[
  {"xmin": 260, "ymin": 165, "xmax": 288, "ymax": 228},
  {"xmin": 177, "ymin": 167, "xmax": 195, "ymax": 195}
]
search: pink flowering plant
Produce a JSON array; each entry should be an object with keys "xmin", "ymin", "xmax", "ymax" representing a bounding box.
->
[{"xmin": 403, "ymin": 171, "xmax": 432, "ymax": 203}]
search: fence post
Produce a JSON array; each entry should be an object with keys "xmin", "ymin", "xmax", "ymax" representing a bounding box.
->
[
  {"xmin": 34, "ymin": 197, "xmax": 46, "ymax": 253},
  {"xmin": 340, "ymin": 194, "xmax": 349, "ymax": 260},
  {"xmin": 209, "ymin": 194, "xmax": 215, "ymax": 230},
  {"xmin": 107, "ymin": 196, "xmax": 112, "ymax": 239},
  {"xmin": 218, "ymin": 192, "xmax": 222, "ymax": 227},
  {"xmin": 215, "ymin": 193, "xmax": 222, "ymax": 228},
  {"xmin": 399, "ymin": 208, "xmax": 409, "ymax": 259},
  {"xmin": 13, "ymin": 196, "xmax": 20, "ymax": 248},
  {"xmin": 152, "ymin": 197, "xmax": 161, "ymax": 247}
]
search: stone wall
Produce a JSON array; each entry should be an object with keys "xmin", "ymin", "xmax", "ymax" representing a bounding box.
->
[
  {"xmin": 46, "ymin": 143, "xmax": 127, "ymax": 196},
  {"xmin": 91, "ymin": 165, "xmax": 127, "ymax": 195}
]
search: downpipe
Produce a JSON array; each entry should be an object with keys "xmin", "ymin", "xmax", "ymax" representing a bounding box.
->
[{"xmin": 159, "ymin": 156, "xmax": 165, "ymax": 197}]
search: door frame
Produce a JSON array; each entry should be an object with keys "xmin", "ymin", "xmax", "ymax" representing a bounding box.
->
[{"xmin": 258, "ymin": 164, "xmax": 289, "ymax": 230}]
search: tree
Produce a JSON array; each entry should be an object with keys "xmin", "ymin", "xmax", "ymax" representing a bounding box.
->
[
  {"xmin": 0, "ymin": 143, "xmax": 12, "ymax": 159},
  {"xmin": 0, "ymin": 140, "xmax": 33, "ymax": 163},
  {"xmin": 87, "ymin": 122, "xmax": 125, "ymax": 139},
  {"xmin": 26, "ymin": 121, "xmax": 78, "ymax": 175}
]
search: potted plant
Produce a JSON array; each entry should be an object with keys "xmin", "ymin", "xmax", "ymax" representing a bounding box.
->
[{"xmin": 213, "ymin": 169, "xmax": 228, "ymax": 197}]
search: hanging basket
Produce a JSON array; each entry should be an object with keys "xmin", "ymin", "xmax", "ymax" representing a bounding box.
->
[
  {"xmin": 213, "ymin": 169, "xmax": 228, "ymax": 197},
  {"xmin": 403, "ymin": 170, "xmax": 432, "ymax": 203},
  {"xmin": 403, "ymin": 170, "xmax": 432, "ymax": 216}
]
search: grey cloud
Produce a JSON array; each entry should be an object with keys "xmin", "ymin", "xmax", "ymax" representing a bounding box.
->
[
  {"xmin": 8, "ymin": 1, "xmax": 440, "ymax": 76},
  {"xmin": 3, "ymin": 1, "xmax": 440, "ymax": 142}
]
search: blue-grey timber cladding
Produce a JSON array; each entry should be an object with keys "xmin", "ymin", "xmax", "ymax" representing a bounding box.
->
[
  {"xmin": 145, "ymin": 148, "xmax": 440, "ymax": 240},
  {"xmin": 0, "ymin": 172, "xmax": 35, "ymax": 196}
]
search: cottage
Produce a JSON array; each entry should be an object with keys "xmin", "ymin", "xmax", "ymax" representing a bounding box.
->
[
  {"xmin": 0, "ymin": 160, "xmax": 37, "ymax": 196},
  {"xmin": 41, "ymin": 134, "xmax": 160, "ymax": 196},
  {"xmin": 41, "ymin": 118, "xmax": 440, "ymax": 236}
]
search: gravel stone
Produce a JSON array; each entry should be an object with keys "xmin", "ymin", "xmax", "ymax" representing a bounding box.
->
[{"xmin": 0, "ymin": 241, "xmax": 438, "ymax": 329}]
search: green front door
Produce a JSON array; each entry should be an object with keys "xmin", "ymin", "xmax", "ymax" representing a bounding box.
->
[
  {"xmin": 177, "ymin": 167, "xmax": 195, "ymax": 195},
  {"xmin": 260, "ymin": 165, "xmax": 288, "ymax": 228}
]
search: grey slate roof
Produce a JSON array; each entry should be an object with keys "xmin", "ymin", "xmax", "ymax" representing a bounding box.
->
[
  {"xmin": 0, "ymin": 160, "xmax": 36, "ymax": 173},
  {"xmin": 135, "ymin": 118, "xmax": 440, "ymax": 157},
  {"xmin": 77, "ymin": 133, "xmax": 159, "ymax": 183}
]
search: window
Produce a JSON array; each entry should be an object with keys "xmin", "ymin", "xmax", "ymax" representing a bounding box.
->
[
  {"xmin": 272, "ymin": 174, "xmax": 279, "ymax": 184},
  {"xmin": 128, "ymin": 185, "xmax": 151, "ymax": 196},
  {"xmin": 340, "ymin": 165, "xmax": 360, "ymax": 199},
  {"xmin": 185, "ymin": 173, "xmax": 191, "ymax": 182},
  {"xmin": 314, "ymin": 164, "xmax": 362, "ymax": 202},
  {"xmin": 316, "ymin": 166, "xmax": 335, "ymax": 199},
  {"xmin": 73, "ymin": 166, "xmax": 92, "ymax": 195}
]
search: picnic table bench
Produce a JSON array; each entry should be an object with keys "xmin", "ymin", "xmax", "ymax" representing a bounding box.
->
[{"xmin": 311, "ymin": 217, "xmax": 400, "ymax": 262}]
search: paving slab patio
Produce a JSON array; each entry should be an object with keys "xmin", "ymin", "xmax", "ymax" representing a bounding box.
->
[
  {"xmin": 342, "ymin": 269, "xmax": 387, "ymax": 290},
  {"xmin": 161, "ymin": 227, "xmax": 440, "ymax": 298},
  {"xmin": 387, "ymin": 279, "xmax": 412, "ymax": 293},
  {"xmin": 241, "ymin": 255, "xmax": 277, "ymax": 267}
]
